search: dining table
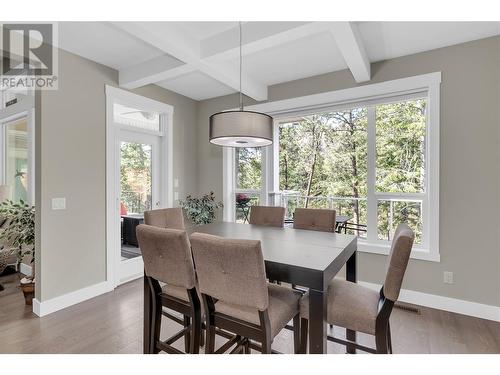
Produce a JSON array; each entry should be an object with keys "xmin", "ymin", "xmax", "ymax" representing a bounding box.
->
[{"xmin": 143, "ymin": 221, "xmax": 358, "ymax": 354}]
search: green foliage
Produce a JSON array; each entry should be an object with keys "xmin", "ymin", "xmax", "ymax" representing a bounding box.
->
[
  {"xmin": 179, "ymin": 192, "xmax": 223, "ymax": 225},
  {"xmin": 0, "ymin": 199, "xmax": 35, "ymax": 263},
  {"xmin": 236, "ymin": 148, "xmax": 262, "ymax": 189},
  {"xmin": 376, "ymin": 100, "xmax": 426, "ymax": 193},
  {"xmin": 239, "ymin": 100, "xmax": 426, "ymax": 242},
  {"xmin": 120, "ymin": 142, "xmax": 152, "ymax": 214}
]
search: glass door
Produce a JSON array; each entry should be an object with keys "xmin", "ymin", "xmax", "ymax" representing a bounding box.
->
[{"xmin": 117, "ymin": 129, "xmax": 160, "ymax": 283}]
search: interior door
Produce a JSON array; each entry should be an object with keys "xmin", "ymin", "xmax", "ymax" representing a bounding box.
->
[{"xmin": 116, "ymin": 129, "xmax": 160, "ymax": 284}]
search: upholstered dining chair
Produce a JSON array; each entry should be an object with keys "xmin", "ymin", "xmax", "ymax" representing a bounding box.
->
[
  {"xmin": 249, "ymin": 206, "xmax": 286, "ymax": 227},
  {"xmin": 190, "ymin": 232, "xmax": 303, "ymax": 354},
  {"xmin": 293, "ymin": 208, "xmax": 336, "ymax": 232},
  {"xmin": 299, "ymin": 223, "xmax": 415, "ymax": 354},
  {"xmin": 144, "ymin": 207, "xmax": 185, "ymax": 230},
  {"xmin": 137, "ymin": 224, "xmax": 202, "ymax": 354},
  {"xmin": 290, "ymin": 208, "xmax": 337, "ymax": 290}
]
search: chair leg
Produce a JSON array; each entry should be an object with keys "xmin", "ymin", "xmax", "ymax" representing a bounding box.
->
[
  {"xmin": 293, "ymin": 314, "xmax": 301, "ymax": 354},
  {"xmin": 190, "ymin": 310, "xmax": 202, "ymax": 354},
  {"xmin": 149, "ymin": 281, "xmax": 162, "ymax": 354},
  {"xmin": 206, "ymin": 325, "xmax": 216, "ymax": 354},
  {"xmin": 375, "ymin": 323, "xmax": 389, "ymax": 354},
  {"xmin": 261, "ymin": 335, "xmax": 272, "ymax": 354},
  {"xmin": 200, "ymin": 326, "xmax": 205, "ymax": 347},
  {"xmin": 183, "ymin": 315, "xmax": 191, "ymax": 353},
  {"xmin": 299, "ymin": 318, "xmax": 308, "ymax": 354},
  {"xmin": 346, "ymin": 329, "xmax": 356, "ymax": 354},
  {"xmin": 387, "ymin": 322, "xmax": 393, "ymax": 354},
  {"xmin": 244, "ymin": 338, "xmax": 251, "ymax": 354}
]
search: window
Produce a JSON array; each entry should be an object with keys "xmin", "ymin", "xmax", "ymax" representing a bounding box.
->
[
  {"xmin": 233, "ymin": 147, "xmax": 264, "ymax": 223},
  {"xmin": 374, "ymin": 99, "xmax": 427, "ymax": 244},
  {"xmin": 113, "ymin": 103, "xmax": 160, "ymax": 133},
  {"xmin": 275, "ymin": 98, "xmax": 427, "ymax": 245},
  {"xmin": 278, "ymin": 109, "xmax": 368, "ymax": 236},
  {"xmin": 226, "ymin": 73, "xmax": 440, "ymax": 261}
]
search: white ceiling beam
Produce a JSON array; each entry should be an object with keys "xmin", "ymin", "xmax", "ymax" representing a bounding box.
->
[
  {"xmin": 119, "ymin": 55, "xmax": 194, "ymax": 89},
  {"xmin": 112, "ymin": 22, "xmax": 268, "ymax": 101},
  {"xmin": 201, "ymin": 22, "xmax": 333, "ymax": 61},
  {"xmin": 329, "ymin": 22, "xmax": 371, "ymax": 82}
]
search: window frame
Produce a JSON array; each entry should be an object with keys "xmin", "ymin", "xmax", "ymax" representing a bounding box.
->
[{"xmin": 223, "ymin": 72, "xmax": 440, "ymax": 262}]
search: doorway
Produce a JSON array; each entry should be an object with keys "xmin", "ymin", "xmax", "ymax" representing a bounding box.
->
[{"xmin": 106, "ymin": 86, "xmax": 173, "ymax": 287}]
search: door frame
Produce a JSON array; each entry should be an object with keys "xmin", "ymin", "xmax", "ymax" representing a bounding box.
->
[
  {"xmin": 105, "ymin": 85, "xmax": 173, "ymax": 288},
  {"xmin": 0, "ymin": 91, "xmax": 35, "ymax": 206}
]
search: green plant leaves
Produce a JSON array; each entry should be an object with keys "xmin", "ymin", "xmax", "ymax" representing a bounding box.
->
[{"xmin": 179, "ymin": 191, "xmax": 223, "ymax": 225}]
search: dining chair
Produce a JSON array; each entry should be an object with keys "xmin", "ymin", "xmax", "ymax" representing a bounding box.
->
[
  {"xmin": 299, "ymin": 223, "xmax": 415, "ymax": 354},
  {"xmin": 249, "ymin": 206, "xmax": 286, "ymax": 227},
  {"xmin": 291, "ymin": 208, "xmax": 337, "ymax": 290},
  {"xmin": 190, "ymin": 232, "xmax": 303, "ymax": 354},
  {"xmin": 144, "ymin": 207, "xmax": 185, "ymax": 230},
  {"xmin": 137, "ymin": 224, "xmax": 202, "ymax": 354},
  {"xmin": 293, "ymin": 208, "xmax": 336, "ymax": 232}
]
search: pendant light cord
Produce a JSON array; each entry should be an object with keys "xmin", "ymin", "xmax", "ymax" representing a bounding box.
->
[{"xmin": 239, "ymin": 21, "xmax": 243, "ymax": 111}]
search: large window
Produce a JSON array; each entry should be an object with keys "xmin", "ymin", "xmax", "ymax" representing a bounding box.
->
[
  {"xmin": 226, "ymin": 73, "xmax": 440, "ymax": 260},
  {"xmin": 276, "ymin": 98, "xmax": 427, "ymax": 244}
]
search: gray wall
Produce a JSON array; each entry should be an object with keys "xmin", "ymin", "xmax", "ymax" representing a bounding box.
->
[
  {"xmin": 196, "ymin": 36, "xmax": 500, "ymax": 307},
  {"xmin": 37, "ymin": 49, "xmax": 198, "ymax": 301}
]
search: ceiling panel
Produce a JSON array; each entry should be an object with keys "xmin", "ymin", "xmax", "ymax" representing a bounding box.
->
[
  {"xmin": 58, "ymin": 22, "xmax": 166, "ymax": 70},
  {"xmin": 174, "ymin": 21, "xmax": 239, "ymax": 41},
  {"xmin": 357, "ymin": 21, "xmax": 500, "ymax": 62},
  {"xmin": 227, "ymin": 31, "xmax": 347, "ymax": 86},
  {"xmin": 56, "ymin": 21, "xmax": 500, "ymax": 101},
  {"xmin": 156, "ymin": 70, "xmax": 235, "ymax": 101}
]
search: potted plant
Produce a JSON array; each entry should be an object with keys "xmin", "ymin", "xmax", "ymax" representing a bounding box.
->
[
  {"xmin": 179, "ymin": 191, "xmax": 223, "ymax": 225},
  {"xmin": 0, "ymin": 200, "xmax": 35, "ymax": 305},
  {"xmin": 235, "ymin": 193, "xmax": 251, "ymax": 206}
]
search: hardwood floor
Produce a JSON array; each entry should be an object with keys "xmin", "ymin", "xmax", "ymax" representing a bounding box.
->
[{"xmin": 1, "ymin": 272, "xmax": 499, "ymax": 354}]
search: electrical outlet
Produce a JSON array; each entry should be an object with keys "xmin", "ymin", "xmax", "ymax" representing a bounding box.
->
[
  {"xmin": 52, "ymin": 197, "xmax": 66, "ymax": 210},
  {"xmin": 174, "ymin": 178, "xmax": 179, "ymax": 188},
  {"xmin": 174, "ymin": 192, "xmax": 179, "ymax": 201},
  {"xmin": 443, "ymin": 271, "xmax": 454, "ymax": 284}
]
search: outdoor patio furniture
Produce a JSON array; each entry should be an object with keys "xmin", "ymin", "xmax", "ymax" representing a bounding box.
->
[{"xmin": 122, "ymin": 214, "xmax": 144, "ymax": 247}]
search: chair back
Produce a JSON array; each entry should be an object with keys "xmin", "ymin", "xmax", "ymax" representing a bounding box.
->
[
  {"xmin": 190, "ymin": 232, "xmax": 269, "ymax": 311},
  {"xmin": 293, "ymin": 208, "xmax": 336, "ymax": 232},
  {"xmin": 249, "ymin": 206, "xmax": 285, "ymax": 227},
  {"xmin": 144, "ymin": 207, "xmax": 185, "ymax": 230},
  {"xmin": 136, "ymin": 224, "xmax": 196, "ymax": 289},
  {"xmin": 383, "ymin": 223, "xmax": 415, "ymax": 301}
]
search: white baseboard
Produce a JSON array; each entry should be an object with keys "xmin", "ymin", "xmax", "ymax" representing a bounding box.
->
[
  {"xmin": 359, "ymin": 281, "xmax": 500, "ymax": 322},
  {"xmin": 33, "ymin": 281, "xmax": 113, "ymax": 317},
  {"xmin": 19, "ymin": 263, "xmax": 32, "ymax": 277}
]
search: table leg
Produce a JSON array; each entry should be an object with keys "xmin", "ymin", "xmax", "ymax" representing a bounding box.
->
[
  {"xmin": 143, "ymin": 274, "xmax": 152, "ymax": 354},
  {"xmin": 308, "ymin": 288, "xmax": 327, "ymax": 354},
  {"xmin": 346, "ymin": 251, "xmax": 357, "ymax": 353}
]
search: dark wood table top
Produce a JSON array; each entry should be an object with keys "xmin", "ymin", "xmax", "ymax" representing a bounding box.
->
[{"xmin": 189, "ymin": 222, "xmax": 357, "ymax": 290}]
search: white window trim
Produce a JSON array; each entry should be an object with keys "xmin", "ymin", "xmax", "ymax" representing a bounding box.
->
[
  {"xmin": 223, "ymin": 72, "xmax": 441, "ymax": 262},
  {"xmin": 105, "ymin": 85, "xmax": 174, "ymax": 288}
]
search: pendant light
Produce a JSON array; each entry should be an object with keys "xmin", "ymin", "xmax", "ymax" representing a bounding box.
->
[{"xmin": 209, "ymin": 22, "xmax": 273, "ymax": 148}]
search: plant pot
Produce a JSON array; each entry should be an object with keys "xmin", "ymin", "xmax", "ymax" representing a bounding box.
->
[{"xmin": 20, "ymin": 277, "xmax": 34, "ymax": 305}]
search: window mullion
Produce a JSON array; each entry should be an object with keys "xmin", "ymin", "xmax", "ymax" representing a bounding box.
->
[{"xmin": 366, "ymin": 106, "xmax": 377, "ymax": 242}]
